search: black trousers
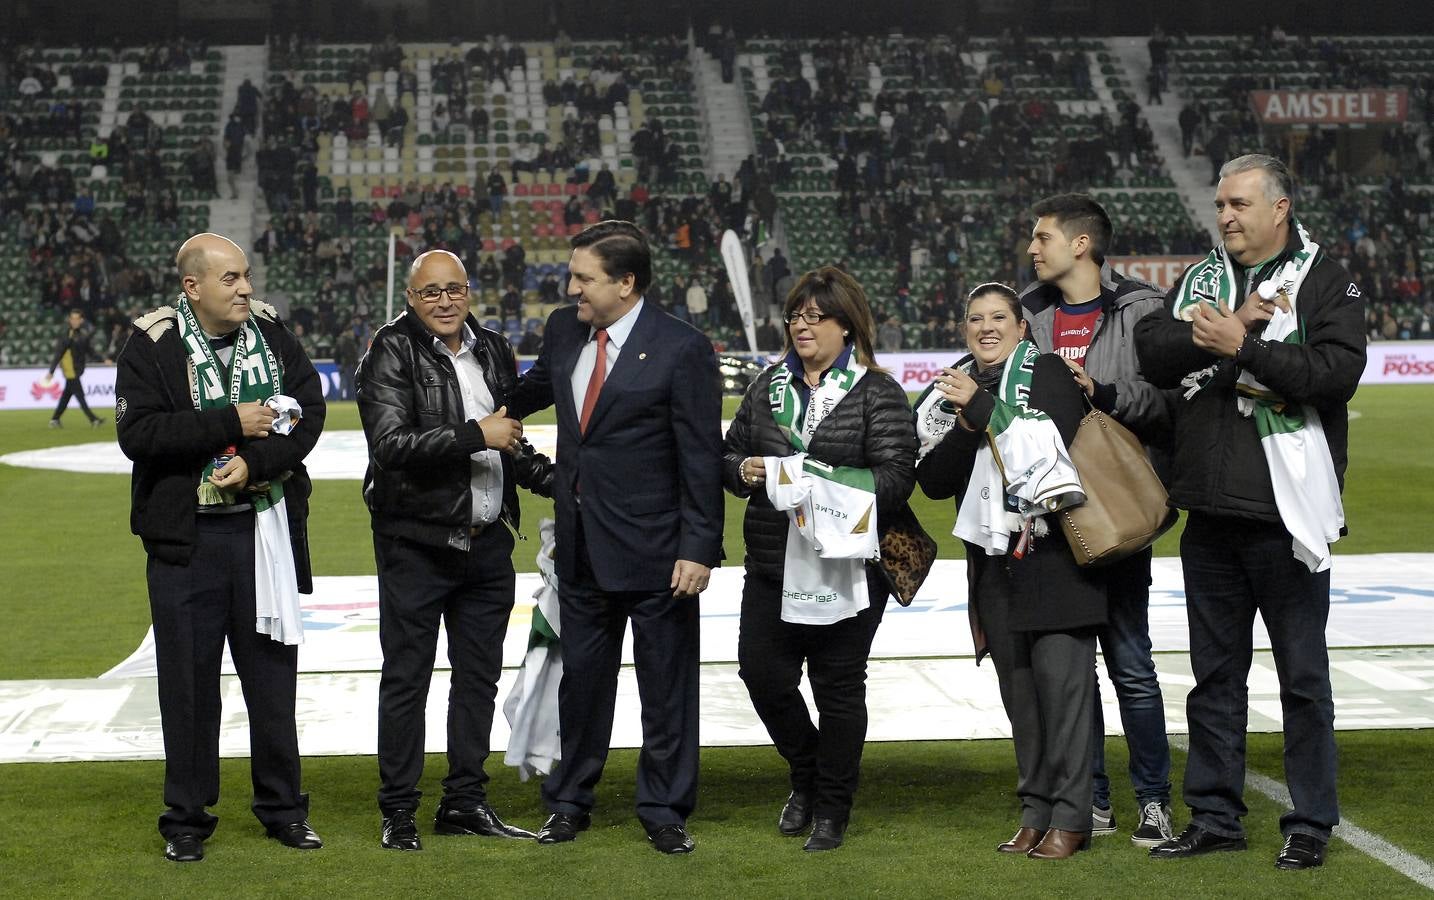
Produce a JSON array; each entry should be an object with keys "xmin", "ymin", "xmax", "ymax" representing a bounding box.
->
[
  {"xmin": 52, "ymin": 376, "xmax": 98, "ymax": 422},
  {"xmin": 737, "ymin": 570, "xmax": 888, "ymax": 822},
  {"xmin": 1180, "ymin": 512, "xmax": 1338, "ymax": 841},
  {"xmin": 374, "ymin": 522, "xmax": 516, "ymax": 814},
  {"xmin": 147, "ymin": 510, "xmax": 306, "ymax": 839},
  {"xmin": 541, "ymin": 528, "xmax": 701, "ymax": 827}
]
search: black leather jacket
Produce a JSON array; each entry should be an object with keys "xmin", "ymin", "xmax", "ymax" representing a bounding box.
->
[{"xmin": 357, "ymin": 309, "xmax": 553, "ymax": 551}]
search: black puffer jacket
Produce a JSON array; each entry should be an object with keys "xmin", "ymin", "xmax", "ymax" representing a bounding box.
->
[
  {"xmin": 721, "ymin": 363, "xmax": 917, "ymax": 580},
  {"xmin": 357, "ymin": 309, "xmax": 552, "ymax": 551}
]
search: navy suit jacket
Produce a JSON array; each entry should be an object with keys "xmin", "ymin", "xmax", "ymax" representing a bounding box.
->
[{"xmin": 509, "ymin": 301, "xmax": 724, "ymax": 591}]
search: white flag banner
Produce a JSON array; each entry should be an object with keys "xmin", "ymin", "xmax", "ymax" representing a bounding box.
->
[{"xmin": 721, "ymin": 229, "xmax": 758, "ymax": 353}]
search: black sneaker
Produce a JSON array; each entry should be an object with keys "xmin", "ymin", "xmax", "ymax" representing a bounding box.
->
[
  {"xmin": 1092, "ymin": 804, "xmax": 1116, "ymax": 836},
  {"xmin": 1131, "ymin": 801, "xmax": 1174, "ymax": 848}
]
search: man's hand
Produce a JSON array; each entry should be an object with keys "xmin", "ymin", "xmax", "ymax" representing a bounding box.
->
[
  {"xmin": 209, "ymin": 455, "xmax": 250, "ymax": 491},
  {"xmin": 1229, "ymin": 290, "xmax": 1275, "ymax": 331},
  {"xmin": 478, "ymin": 405, "xmax": 524, "ymax": 453},
  {"xmin": 236, "ymin": 400, "xmax": 278, "ymax": 438},
  {"xmin": 1061, "ymin": 357, "xmax": 1095, "ymax": 397},
  {"xmin": 671, "ymin": 560, "xmax": 711, "ymax": 599},
  {"xmin": 1190, "ymin": 301, "xmax": 1251, "ymax": 358}
]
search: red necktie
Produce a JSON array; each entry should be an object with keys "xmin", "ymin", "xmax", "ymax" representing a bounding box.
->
[{"xmin": 579, "ymin": 329, "xmax": 608, "ymax": 435}]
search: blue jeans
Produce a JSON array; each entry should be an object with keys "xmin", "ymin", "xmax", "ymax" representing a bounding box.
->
[
  {"xmin": 1179, "ymin": 512, "xmax": 1339, "ymax": 841},
  {"xmin": 1091, "ymin": 548, "xmax": 1172, "ymax": 808}
]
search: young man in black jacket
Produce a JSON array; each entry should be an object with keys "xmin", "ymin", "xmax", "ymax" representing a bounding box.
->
[
  {"xmin": 357, "ymin": 249, "xmax": 553, "ymax": 852},
  {"xmin": 1136, "ymin": 154, "xmax": 1366, "ymax": 871},
  {"xmin": 115, "ymin": 233, "xmax": 326, "ymax": 863},
  {"xmin": 46, "ymin": 308, "xmax": 104, "ymax": 428}
]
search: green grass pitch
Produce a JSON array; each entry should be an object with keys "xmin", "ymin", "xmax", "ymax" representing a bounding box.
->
[{"xmin": 0, "ymin": 385, "xmax": 1431, "ymax": 895}]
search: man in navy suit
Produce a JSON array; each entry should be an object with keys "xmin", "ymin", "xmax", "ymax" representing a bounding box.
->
[{"xmin": 508, "ymin": 220, "xmax": 723, "ymax": 854}]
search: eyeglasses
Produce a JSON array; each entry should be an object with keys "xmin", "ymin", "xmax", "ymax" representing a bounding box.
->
[
  {"xmin": 411, "ymin": 283, "xmax": 470, "ymax": 302},
  {"xmin": 784, "ymin": 310, "xmax": 833, "ymax": 326}
]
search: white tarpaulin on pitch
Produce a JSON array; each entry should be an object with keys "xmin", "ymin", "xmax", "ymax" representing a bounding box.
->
[{"xmin": 101, "ymin": 554, "xmax": 1434, "ymax": 679}]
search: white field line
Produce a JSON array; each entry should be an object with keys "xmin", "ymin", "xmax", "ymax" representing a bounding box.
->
[{"xmin": 1169, "ymin": 735, "xmax": 1434, "ymax": 890}]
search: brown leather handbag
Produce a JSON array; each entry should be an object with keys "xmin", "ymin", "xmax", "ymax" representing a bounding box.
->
[
  {"xmin": 1059, "ymin": 407, "xmax": 1178, "ymax": 567},
  {"xmin": 877, "ymin": 503, "xmax": 939, "ymax": 606}
]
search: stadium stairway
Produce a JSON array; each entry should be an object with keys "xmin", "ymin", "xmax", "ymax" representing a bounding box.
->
[
  {"xmin": 206, "ymin": 44, "xmax": 266, "ymax": 263},
  {"xmin": 1107, "ymin": 37, "xmax": 1219, "ymax": 241},
  {"xmin": 690, "ymin": 45, "xmax": 757, "ymax": 180}
]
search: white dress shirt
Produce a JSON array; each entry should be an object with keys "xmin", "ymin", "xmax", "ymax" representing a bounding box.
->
[
  {"xmin": 570, "ymin": 297, "xmax": 644, "ymax": 417},
  {"xmin": 435, "ymin": 324, "xmax": 503, "ymax": 525}
]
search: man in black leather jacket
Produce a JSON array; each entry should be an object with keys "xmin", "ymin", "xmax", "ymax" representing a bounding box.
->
[{"xmin": 356, "ymin": 249, "xmax": 553, "ymax": 852}]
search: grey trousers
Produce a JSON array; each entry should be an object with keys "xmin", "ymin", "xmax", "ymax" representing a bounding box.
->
[{"xmin": 982, "ymin": 588, "xmax": 1098, "ymax": 833}]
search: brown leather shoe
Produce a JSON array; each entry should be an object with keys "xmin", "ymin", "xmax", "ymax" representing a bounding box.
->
[
  {"xmin": 1028, "ymin": 828, "xmax": 1091, "ymax": 859},
  {"xmin": 997, "ymin": 827, "xmax": 1046, "ymax": 854}
]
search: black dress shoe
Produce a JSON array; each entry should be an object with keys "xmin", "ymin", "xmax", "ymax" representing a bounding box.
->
[
  {"xmin": 646, "ymin": 823, "xmax": 695, "ymax": 855},
  {"xmin": 381, "ymin": 809, "xmax": 422, "ymax": 851},
  {"xmin": 1149, "ymin": 824, "xmax": 1248, "ymax": 859},
  {"xmin": 1275, "ymin": 833, "xmax": 1326, "ymax": 870},
  {"xmin": 434, "ymin": 801, "xmax": 536, "ymax": 839},
  {"xmin": 268, "ymin": 820, "xmax": 323, "ymax": 849},
  {"xmin": 536, "ymin": 812, "xmax": 591, "ymax": 845},
  {"xmin": 803, "ymin": 817, "xmax": 847, "ymax": 852},
  {"xmin": 778, "ymin": 791, "xmax": 813, "ymax": 836},
  {"xmin": 164, "ymin": 833, "xmax": 204, "ymax": 863}
]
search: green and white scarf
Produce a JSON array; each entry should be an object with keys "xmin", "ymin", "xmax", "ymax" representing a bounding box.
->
[
  {"xmin": 177, "ymin": 295, "xmax": 304, "ymax": 643},
  {"xmin": 1171, "ymin": 222, "xmax": 1344, "ymax": 572},
  {"xmin": 914, "ymin": 340, "xmax": 1084, "ymax": 555},
  {"xmin": 177, "ymin": 294, "xmax": 284, "ymax": 508},
  {"xmin": 768, "ymin": 353, "xmax": 868, "ymax": 451},
  {"xmin": 765, "ymin": 354, "xmax": 878, "ymax": 623},
  {"xmin": 503, "ymin": 519, "xmax": 563, "ymax": 781}
]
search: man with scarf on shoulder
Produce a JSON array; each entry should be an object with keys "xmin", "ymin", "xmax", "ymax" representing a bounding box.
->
[
  {"xmin": 1135, "ymin": 154, "xmax": 1366, "ymax": 870},
  {"xmin": 116, "ymin": 233, "xmax": 327, "ymax": 863}
]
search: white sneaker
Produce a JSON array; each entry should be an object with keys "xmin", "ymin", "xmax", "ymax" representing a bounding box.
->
[
  {"xmin": 1131, "ymin": 800, "xmax": 1174, "ymax": 847},
  {"xmin": 1092, "ymin": 804, "xmax": 1116, "ymax": 836}
]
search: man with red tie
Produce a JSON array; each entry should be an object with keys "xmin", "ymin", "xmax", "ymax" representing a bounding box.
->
[{"xmin": 508, "ymin": 220, "xmax": 724, "ymax": 854}]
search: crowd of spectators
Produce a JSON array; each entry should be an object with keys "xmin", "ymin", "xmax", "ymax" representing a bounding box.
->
[
  {"xmin": 1308, "ymin": 174, "xmax": 1434, "ymax": 340},
  {"xmin": 253, "ymin": 34, "xmax": 762, "ymax": 354},
  {"xmin": 1160, "ymin": 25, "xmax": 1434, "ymax": 337},
  {"xmin": 6, "ymin": 31, "xmax": 1434, "ymax": 371},
  {"xmin": 751, "ymin": 31, "xmax": 1149, "ymax": 189},
  {"xmin": 259, "ymin": 161, "xmax": 776, "ymax": 355},
  {"xmin": 1, "ymin": 38, "xmax": 219, "ymax": 364}
]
